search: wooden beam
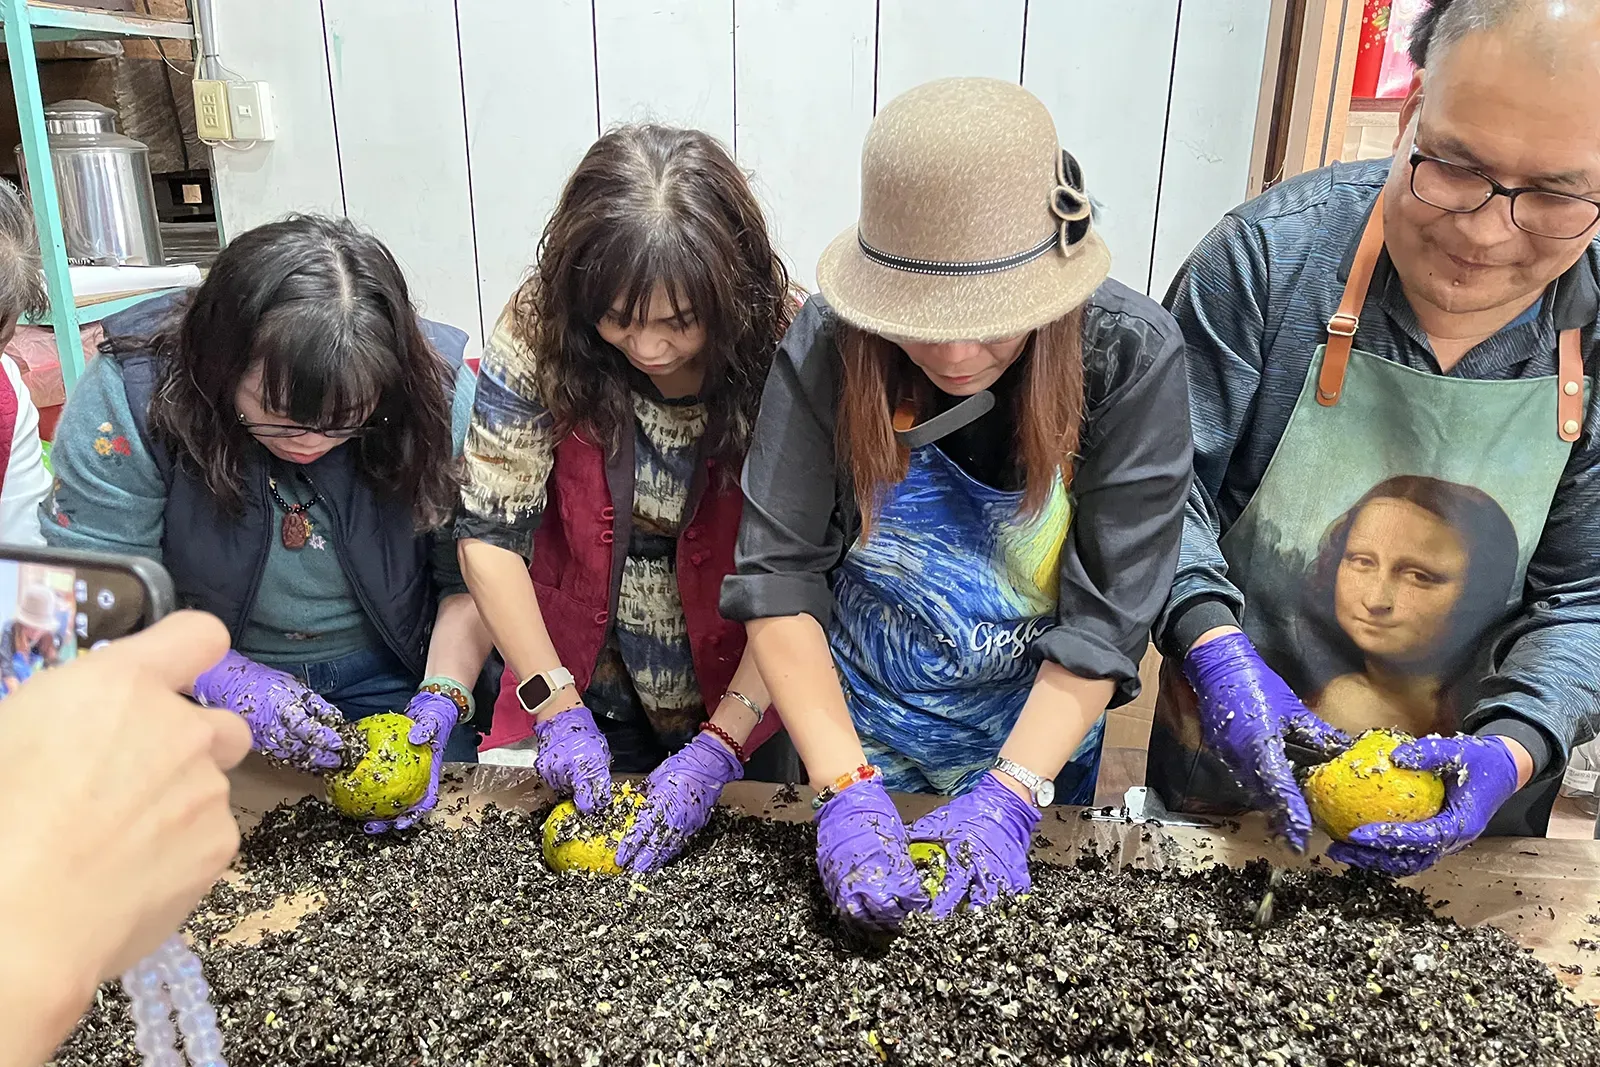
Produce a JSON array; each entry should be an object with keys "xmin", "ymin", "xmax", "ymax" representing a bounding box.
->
[
  {"xmin": 1249, "ymin": 0, "xmax": 1294, "ymax": 195},
  {"xmin": 1280, "ymin": 0, "xmax": 1365, "ymax": 178}
]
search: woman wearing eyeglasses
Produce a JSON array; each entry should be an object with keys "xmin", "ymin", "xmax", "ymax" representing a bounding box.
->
[
  {"xmin": 1148, "ymin": 2, "xmax": 1600, "ymax": 876},
  {"xmin": 43, "ymin": 215, "xmax": 494, "ymax": 832}
]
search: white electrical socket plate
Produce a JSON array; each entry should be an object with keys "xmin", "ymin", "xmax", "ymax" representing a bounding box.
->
[{"xmin": 227, "ymin": 81, "xmax": 276, "ymax": 142}]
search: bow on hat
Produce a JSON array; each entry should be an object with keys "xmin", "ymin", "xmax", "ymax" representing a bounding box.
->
[{"xmin": 1052, "ymin": 149, "xmax": 1093, "ymax": 258}]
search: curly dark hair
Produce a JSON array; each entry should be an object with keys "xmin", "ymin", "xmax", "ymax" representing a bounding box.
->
[
  {"xmin": 514, "ymin": 124, "xmax": 796, "ymax": 468},
  {"xmin": 109, "ymin": 214, "xmax": 459, "ymax": 530},
  {"xmin": 1304, "ymin": 474, "xmax": 1520, "ymax": 682}
]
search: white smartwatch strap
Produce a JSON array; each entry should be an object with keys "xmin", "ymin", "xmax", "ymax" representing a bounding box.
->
[{"xmin": 522, "ymin": 666, "xmax": 576, "ymax": 715}]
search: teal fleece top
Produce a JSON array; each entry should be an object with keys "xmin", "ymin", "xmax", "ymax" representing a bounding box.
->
[{"xmin": 42, "ymin": 354, "xmax": 476, "ymax": 669}]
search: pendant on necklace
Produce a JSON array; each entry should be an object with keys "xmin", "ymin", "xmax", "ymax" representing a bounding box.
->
[{"xmin": 281, "ymin": 511, "xmax": 311, "ymax": 550}]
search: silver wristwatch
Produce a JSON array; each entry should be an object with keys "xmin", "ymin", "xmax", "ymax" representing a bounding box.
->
[{"xmin": 994, "ymin": 757, "xmax": 1055, "ymax": 808}]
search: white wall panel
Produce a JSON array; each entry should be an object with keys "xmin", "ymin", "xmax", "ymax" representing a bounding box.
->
[
  {"xmin": 322, "ymin": 1, "xmax": 482, "ymax": 352},
  {"xmin": 1150, "ymin": 0, "xmax": 1275, "ymax": 295},
  {"xmin": 206, "ymin": 0, "xmax": 343, "ymax": 239},
  {"xmin": 734, "ymin": 0, "xmax": 876, "ymax": 290},
  {"xmin": 876, "ymin": 0, "xmax": 1026, "ymax": 106},
  {"xmin": 594, "ymin": 1, "xmax": 735, "ymax": 147},
  {"xmin": 459, "ymin": 0, "xmax": 598, "ymax": 332},
  {"xmin": 1024, "ymin": 0, "xmax": 1179, "ymax": 294},
  {"xmin": 207, "ymin": 0, "xmax": 1276, "ymax": 349}
]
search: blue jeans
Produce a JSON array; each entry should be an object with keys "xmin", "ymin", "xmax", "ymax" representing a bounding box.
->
[{"xmin": 284, "ymin": 646, "xmax": 480, "ymax": 763}]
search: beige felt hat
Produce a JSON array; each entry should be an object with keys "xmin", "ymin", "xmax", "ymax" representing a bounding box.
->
[
  {"xmin": 817, "ymin": 77, "xmax": 1111, "ymax": 344},
  {"xmin": 14, "ymin": 584, "xmax": 55, "ymax": 631}
]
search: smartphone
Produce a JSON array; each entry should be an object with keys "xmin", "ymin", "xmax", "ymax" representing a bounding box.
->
[{"xmin": 0, "ymin": 544, "xmax": 174, "ymax": 696}]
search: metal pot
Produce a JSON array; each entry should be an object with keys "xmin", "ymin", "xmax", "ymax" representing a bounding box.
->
[{"xmin": 15, "ymin": 99, "xmax": 164, "ymax": 266}]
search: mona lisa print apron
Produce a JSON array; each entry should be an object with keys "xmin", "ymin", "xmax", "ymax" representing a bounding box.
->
[
  {"xmin": 1147, "ymin": 192, "xmax": 1584, "ymax": 835},
  {"xmin": 827, "ymin": 436, "xmax": 1105, "ymax": 804}
]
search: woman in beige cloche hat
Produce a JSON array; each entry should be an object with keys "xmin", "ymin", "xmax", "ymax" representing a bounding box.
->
[
  {"xmin": 722, "ymin": 77, "xmax": 1195, "ymax": 928},
  {"xmin": 2, "ymin": 582, "xmax": 63, "ymax": 691}
]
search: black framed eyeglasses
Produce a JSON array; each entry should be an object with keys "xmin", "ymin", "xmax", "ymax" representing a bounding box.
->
[
  {"xmin": 1409, "ymin": 148, "xmax": 1600, "ymax": 240},
  {"xmin": 237, "ymin": 412, "xmax": 388, "ymax": 440}
]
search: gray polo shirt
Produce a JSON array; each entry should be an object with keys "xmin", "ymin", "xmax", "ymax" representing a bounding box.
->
[{"xmin": 720, "ymin": 282, "xmax": 1194, "ymax": 707}]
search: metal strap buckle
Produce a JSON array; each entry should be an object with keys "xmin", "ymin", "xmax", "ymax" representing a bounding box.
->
[{"xmin": 1327, "ymin": 313, "xmax": 1359, "ymax": 338}]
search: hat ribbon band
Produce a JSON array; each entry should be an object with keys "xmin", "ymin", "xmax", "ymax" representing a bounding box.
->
[{"xmin": 857, "ymin": 230, "xmax": 1058, "ymax": 278}]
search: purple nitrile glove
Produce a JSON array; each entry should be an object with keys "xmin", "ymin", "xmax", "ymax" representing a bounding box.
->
[
  {"xmin": 362, "ymin": 690, "xmax": 461, "ymax": 835},
  {"xmin": 909, "ymin": 771, "xmax": 1041, "ymax": 919},
  {"xmin": 615, "ymin": 731, "xmax": 744, "ymax": 872},
  {"xmin": 191, "ymin": 650, "xmax": 345, "ymax": 774},
  {"xmin": 815, "ymin": 776, "xmax": 929, "ymax": 930},
  {"xmin": 533, "ymin": 705, "xmax": 613, "ymax": 814},
  {"xmin": 1328, "ymin": 734, "xmax": 1521, "ymax": 877},
  {"xmin": 1183, "ymin": 631, "xmax": 1351, "ymax": 851}
]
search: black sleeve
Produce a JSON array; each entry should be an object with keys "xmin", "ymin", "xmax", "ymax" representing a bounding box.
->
[
  {"xmin": 721, "ymin": 296, "xmax": 850, "ymax": 627},
  {"xmin": 1153, "ymin": 212, "xmax": 1273, "ymax": 656},
  {"xmin": 1030, "ymin": 285, "xmax": 1195, "ymax": 707},
  {"xmin": 429, "ymin": 521, "xmax": 470, "ymax": 600}
]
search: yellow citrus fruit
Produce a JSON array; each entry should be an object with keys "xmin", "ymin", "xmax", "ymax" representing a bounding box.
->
[
  {"xmin": 909, "ymin": 841, "xmax": 949, "ymax": 896},
  {"xmin": 326, "ymin": 712, "xmax": 433, "ymax": 821},
  {"xmin": 1304, "ymin": 729, "xmax": 1445, "ymax": 843},
  {"xmin": 541, "ymin": 783, "xmax": 644, "ymax": 875}
]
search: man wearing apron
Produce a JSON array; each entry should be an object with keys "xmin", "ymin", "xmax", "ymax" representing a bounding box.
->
[
  {"xmin": 1148, "ymin": 0, "xmax": 1600, "ymax": 876},
  {"xmin": 726, "ymin": 79, "xmax": 1192, "ymax": 927}
]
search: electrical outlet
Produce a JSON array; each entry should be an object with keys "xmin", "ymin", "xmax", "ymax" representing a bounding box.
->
[
  {"xmin": 227, "ymin": 81, "xmax": 276, "ymax": 142},
  {"xmin": 193, "ymin": 79, "xmax": 232, "ymax": 140}
]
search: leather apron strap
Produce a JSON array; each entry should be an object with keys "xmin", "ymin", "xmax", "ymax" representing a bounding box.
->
[
  {"xmin": 1558, "ymin": 327, "xmax": 1583, "ymax": 443},
  {"xmin": 1316, "ymin": 193, "xmax": 1387, "ymax": 407},
  {"xmin": 1317, "ymin": 190, "xmax": 1585, "ymax": 444}
]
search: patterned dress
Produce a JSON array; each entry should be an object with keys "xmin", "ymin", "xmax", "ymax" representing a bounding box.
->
[{"xmin": 459, "ymin": 304, "xmax": 707, "ymax": 746}]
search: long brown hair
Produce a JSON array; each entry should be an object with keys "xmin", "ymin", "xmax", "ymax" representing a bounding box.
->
[
  {"xmin": 836, "ymin": 310, "xmax": 1086, "ymax": 536},
  {"xmin": 515, "ymin": 124, "xmax": 795, "ymax": 466},
  {"xmin": 107, "ymin": 215, "xmax": 460, "ymax": 530}
]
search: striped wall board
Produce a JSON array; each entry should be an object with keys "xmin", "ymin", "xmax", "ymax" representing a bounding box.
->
[
  {"xmin": 1023, "ymin": 0, "xmax": 1181, "ymax": 293},
  {"xmin": 458, "ymin": 0, "xmax": 600, "ymax": 336},
  {"xmin": 1149, "ymin": 0, "xmax": 1276, "ymax": 296},
  {"xmin": 322, "ymin": 0, "xmax": 480, "ymax": 353},
  {"xmin": 874, "ymin": 0, "xmax": 1026, "ymax": 105},
  {"xmin": 206, "ymin": 0, "xmax": 343, "ymax": 238},
  {"xmin": 734, "ymin": 0, "xmax": 877, "ymax": 289},
  {"xmin": 209, "ymin": 0, "xmax": 1277, "ymax": 349},
  {"xmin": 595, "ymin": 1, "xmax": 736, "ymax": 145}
]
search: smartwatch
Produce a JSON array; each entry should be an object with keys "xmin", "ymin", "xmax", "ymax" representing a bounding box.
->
[
  {"xmin": 515, "ymin": 666, "xmax": 576, "ymax": 717},
  {"xmin": 994, "ymin": 757, "xmax": 1055, "ymax": 808}
]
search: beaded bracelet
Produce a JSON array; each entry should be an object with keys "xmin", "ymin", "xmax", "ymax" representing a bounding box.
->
[
  {"xmin": 700, "ymin": 720, "xmax": 748, "ymax": 763},
  {"xmin": 811, "ymin": 764, "xmax": 880, "ymax": 810},
  {"xmin": 419, "ymin": 675, "xmax": 475, "ymax": 720},
  {"xmin": 125, "ymin": 935, "xmax": 227, "ymax": 1066}
]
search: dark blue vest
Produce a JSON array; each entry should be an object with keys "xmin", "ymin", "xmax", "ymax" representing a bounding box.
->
[{"xmin": 103, "ymin": 291, "xmax": 468, "ymax": 679}]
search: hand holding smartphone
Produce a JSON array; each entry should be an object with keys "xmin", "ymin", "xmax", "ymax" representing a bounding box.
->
[
  {"xmin": 0, "ymin": 548, "xmax": 244, "ymax": 1067},
  {"xmin": 0, "ymin": 546, "xmax": 174, "ymax": 697}
]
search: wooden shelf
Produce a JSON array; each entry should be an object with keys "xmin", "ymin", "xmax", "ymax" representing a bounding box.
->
[
  {"xmin": 1349, "ymin": 95, "xmax": 1405, "ymax": 114},
  {"xmin": 0, "ymin": 0, "xmax": 194, "ymax": 391},
  {"xmin": 0, "ymin": 2, "xmax": 192, "ymax": 42}
]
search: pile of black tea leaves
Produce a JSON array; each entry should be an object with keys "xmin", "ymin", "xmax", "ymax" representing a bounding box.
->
[{"xmin": 51, "ymin": 797, "xmax": 1600, "ymax": 1067}]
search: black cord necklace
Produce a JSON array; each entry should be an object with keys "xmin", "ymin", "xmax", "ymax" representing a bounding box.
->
[{"xmin": 268, "ymin": 473, "xmax": 320, "ymax": 550}]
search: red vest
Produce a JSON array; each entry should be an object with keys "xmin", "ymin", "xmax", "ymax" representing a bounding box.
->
[
  {"xmin": 484, "ymin": 428, "xmax": 781, "ymax": 754},
  {"xmin": 0, "ymin": 361, "xmax": 17, "ymax": 500}
]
